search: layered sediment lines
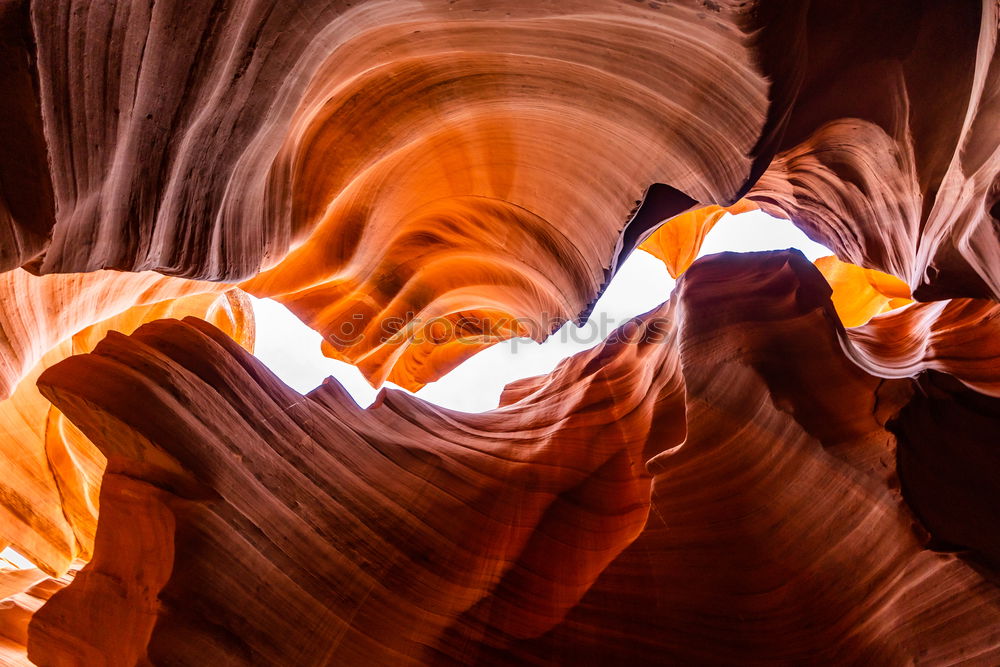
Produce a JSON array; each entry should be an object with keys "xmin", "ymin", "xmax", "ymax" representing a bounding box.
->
[
  {"xmin": 6, "ymin": 0, "xmax": 773, "ymax": 390},
  {"xmin": 0, "ymin": 0, "xmax": 995, "ymax": 664},
  {"xmin": 747, "ymin": 0, "xmax": 1000, "ymax": 301},
  {"xmin": 24, "ymin": 252, "xmax": 1000, "ymax": 664},
  {"xmin": 481, "ymin": 253, "xmax": 1000, "ymax": 665},
  {"xmin": 0, "ymin": 272, "xmax": 253, "ymax": 577},
  {"xmin": 0, "ymin": 564, "xmax": 77, "ymax": 665},
  {"xmin": 0, "ymin": 1, "xmax": 996, "ymax": 388},
  {"xmin": 31, "ymin": 306, "xmax": 683, "ymax": 664}
]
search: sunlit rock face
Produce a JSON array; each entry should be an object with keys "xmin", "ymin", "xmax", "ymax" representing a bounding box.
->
[
  {"xmin": 0, "ymin": 0, "xmax": 997, "ymax": 664},
  {"xmin": 0, "ymin": 562, "xmax": 78, "ymax": 666},
  {"xmin": 0, "ymin": 270, "xmax": 254, "ymax": 577}
]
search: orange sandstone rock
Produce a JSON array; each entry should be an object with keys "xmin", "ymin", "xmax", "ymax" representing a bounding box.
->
[
  {"xmin": 814, "ymin": 255, "xmax": 913, "ymax": 327},
  {"xmin": 0, "ymin": 276, "xmax": 253, "ymax": 577},
  {"xmin": 0, "ymin": 564, "xmax": 78, "ymax": 665},
  {"xmin": 640, "ymin": 199, "xmax": 758, "ymax": 278},
  {"xmin": 27, "ymin": 252, "xmax": 1000, "ymax": 665},
  {"xmin": 0, "ymin": 1, "xmax": 994, "ymax": 663},
  {"xmin": 0, "ymin": 0, "xmax": 995, "ymax": 388}
]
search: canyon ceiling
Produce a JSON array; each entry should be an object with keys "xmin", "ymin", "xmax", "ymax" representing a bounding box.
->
[{"xmin": 0, "ymin": 0, "xmax": 999, "ymax": 664}]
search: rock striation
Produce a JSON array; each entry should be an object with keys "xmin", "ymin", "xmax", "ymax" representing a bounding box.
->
[
  {"xmin": 0, "ymin": 271, "xmax": 253, "ymax": 577},
  {"xmin": 0, "ymin": 563, "xmax": 78, "ymax": 666},
  {"xmin": 26, "ymin": 252, "xmax": 1000, "ymax": 665},
  {"xmin": 0, "ymin": 0, "xmax": 994, "ymax": 664},
  {"xmin": 0, "ymin": 1, "xmax": 996, "ymax": 385}
]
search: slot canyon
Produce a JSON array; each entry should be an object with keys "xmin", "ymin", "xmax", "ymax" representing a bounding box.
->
[{"xmin": 0, "ymin": 0, "xmax": 998, "ymax": 664}]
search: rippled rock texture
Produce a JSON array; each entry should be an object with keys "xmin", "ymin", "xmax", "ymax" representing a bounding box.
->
[
  {"xmin": 0, "ymin": 270, "xmax": 253, "ymax": 577},
  {"xmin": 0, "ymin": 0, "xmax": 997, "ymax": 664},
  {"xmin": 27, "ymin": 253, "xmax": 1000, "ymax": 665}
]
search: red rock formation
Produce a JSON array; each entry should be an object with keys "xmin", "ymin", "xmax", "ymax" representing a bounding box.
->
[
  {"xmin": 0, "ymin": 564, "xmax": 78, "ymax": 665},
  {"xmin": 0, "ymin": 273, "xmax": 253, "ymax": 577},
  {"xmin": 747, "ymin": 1, "xmax": 1000, "ymax": 301},
  {"xmin": 0, "ymin": 0, "xmax": 995, "ymax": 384},
  {"xmin": 5, "ymin": 0, "xmax": 772, "ymax": 388},
  {"xmin": 847, "ymin": 298, "xmax": 1000, "ymax": 398},
  {"xmin": 16, "ymin": 0, "xmax": 766, "ymax": 285},
  {"xmin": 478, "ymin": 253, "xmax": 1000, "ymax": 665},
  {"xmin": 0, "ymin": 0, "xmax": 995, "ymax": 664},
  {"xmin": 31, "ymin": 306, "xmax": 682, "ymax": 664},
  {"xmin": 25, "ymin": 252, "xmax": 1000, "ymax": 664}
]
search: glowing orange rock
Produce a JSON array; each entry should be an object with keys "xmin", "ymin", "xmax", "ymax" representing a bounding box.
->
[
  {"xmin": 236, "ymin": 0, "xmax": 776, "ymax": 390},
  {"xmin": 814, "ymin": 255, "xmax": 913, "ymax": 327},
  {"xmin": 0, "ymin": 563, "xmax": 77, "ymax": 665},
  {"xmin": 0, "ymin": 276, "xmax": 253, "ymax": 577},
  {"xmin": 0, "ymin": 271, "xmax": 239, "ymax": 401},
  {"xmin": 640, "ymin": 199, "xmax": 758, "ymax": 278}
]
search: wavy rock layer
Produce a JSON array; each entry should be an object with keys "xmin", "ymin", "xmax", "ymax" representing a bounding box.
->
[
  {"xmin": 846, "ymin": 297, "xmax": 1000, "ymax": 398},
  {"xmin": 27, "ymin": 252, "xmax": 1000, "ymax": 665},
  {"xmin": 0, "ymin": 1, "xmax": 996, "ymax": 664},
  {"xmin": 0, "ymin": 278, "xmax": 253, "ymax": 577},
  {"xmin": 0, "ymin": 0, "xmax": 995, "ymax": 391},
  {"xmin": 748, "ymin": 1, "xmax": 1000, "ymax": 301},
  {"xmin": 0, "ymin": 564, "xmax": 77, "ymax": 666},
  {"xmin": 0, "ymin": 270, "xmax": 237, "ymax": 401},
  {"xmin": 478, "ymin": 253, "xmax": 1000, "ymax": 665},
  {"xmin": 31, "ymin": 306, "xmax": 682, "ymax": 665},
  {"xmin": 235, "ymin": 0, "xmax": 771, "ymax": 390}
]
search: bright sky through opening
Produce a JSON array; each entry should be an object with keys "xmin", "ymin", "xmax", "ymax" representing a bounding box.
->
[{"xmin": 251, "ymin": 210, "xmax": 831, "ymax": 412}]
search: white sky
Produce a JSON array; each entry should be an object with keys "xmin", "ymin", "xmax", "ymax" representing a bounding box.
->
[
  {"xmin": 0, "ymin": 547, "xmax": 35, "ymax": 569},
  {"xmin": 252, "ymin": 210, "xmax": 830, "ymax": 412}
]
